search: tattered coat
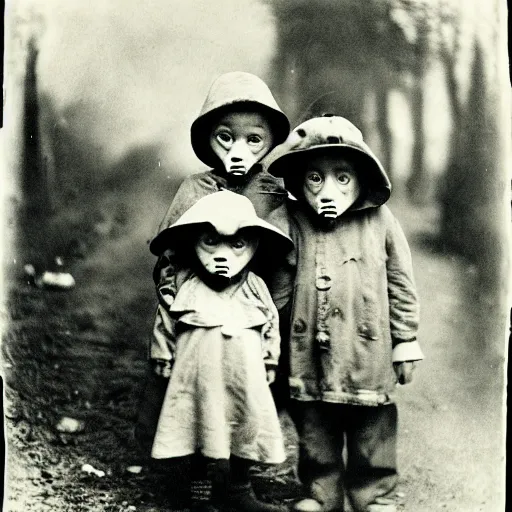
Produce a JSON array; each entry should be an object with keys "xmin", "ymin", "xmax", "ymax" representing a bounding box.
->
[
  {"xmin": 266, "ymin": 116, "xmax": 423, "ymax": 407},
  {"xmin": 273, "ymin": 202, "xmax": 422, "ymax": 406}
]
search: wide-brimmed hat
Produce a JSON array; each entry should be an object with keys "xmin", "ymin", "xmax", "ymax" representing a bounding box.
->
[
  {"xmin": 191, "ymin": 72, "xmax": 290, "ymax": 167},
  {"xmin": 149, "ymin": 190, "xmax": 293, "ymax": 256},
  {"xmin": 266, "ymin": 116, "xmax": 391, "ymax": 209}
]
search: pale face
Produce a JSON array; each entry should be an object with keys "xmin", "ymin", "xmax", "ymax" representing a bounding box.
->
[
  {"xmin": 302, "ymin": 155, "xmax": 361, "ymax": 219},
  {"xmin": 194, "ymin": 228, "xmax": 259, "ymax": 278},
  {"xmin": 210, "ymin": 112, "xmax": 273, "ymax": 176}
]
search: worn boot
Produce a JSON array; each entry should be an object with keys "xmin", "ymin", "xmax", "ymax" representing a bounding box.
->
[
  {"xmin": 366, "ymin": 496, "xmax": 397, "ymax": 512},
  {"xmin": 293, "ymin": 498, "xmax": 323, "ymax": 512},
  {"xmin": 225, "ymin": 482, "xmax": 288, "ymax": 512},
  {"xmin": 191, "ymin": 457, "xmax": 229, "ymax": 512},
  {"xmin": 226, "ymin": 456, "xmax": 287, "ymax": 512}
]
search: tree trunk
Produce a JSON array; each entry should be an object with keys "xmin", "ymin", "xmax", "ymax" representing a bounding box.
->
[{"xmin": 374, "ymin": 69, "xmax": 392, "ymax": 176}]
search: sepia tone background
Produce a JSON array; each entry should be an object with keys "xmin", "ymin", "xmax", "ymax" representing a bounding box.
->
[{"xmin": 1, "ymin": 0, "xmax": 510, "ymax": 511}]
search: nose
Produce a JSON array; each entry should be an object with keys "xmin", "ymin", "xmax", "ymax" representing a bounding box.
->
[
  {"xmin": 214, "ymin": 256, "xmax": 227, "ymax": 262},
  {"xmin": 227, "ymin": 140, "xmax": 251, "ymax": 161},
  {"xmin": 319, "ymin": 175, "xmax": 338, "ymax": 199}
]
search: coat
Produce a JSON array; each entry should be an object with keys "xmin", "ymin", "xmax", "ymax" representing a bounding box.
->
[
  {"xmin": 150, "ymin": 270, "xmax": 286, "ymax": 463},
  {"xmin": 272, "ymin": 202, "xmax": 422, "ymax": 406},
  {"xmin": 265, "ymin": 116, "xmax": 423, "ymax": 407}
]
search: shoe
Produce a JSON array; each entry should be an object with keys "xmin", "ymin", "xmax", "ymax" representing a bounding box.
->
[
  {"xmin": 293, "ymin": 498, "xmax": 323, "ymax": 512},
  {"xmin": 366, "ymin": 496, "xmax": 397, "ymax": 512},
  {"xmin": 225, "ymin": 482, "xmax": 288, "ymax": 512},
  {"xmin": 190, "ymin": 478, "xmax": 217, "ymax": 512}
]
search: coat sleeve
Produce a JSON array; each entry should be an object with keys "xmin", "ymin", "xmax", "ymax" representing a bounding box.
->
[
  {"xmin": 266, "ymin": 204, "xmax": 297, "ymax": 312},
  {"xmin": 242, "ymin": 170, "xmax": 288, "ymax": 220},
  {"xmin": 247, "ymin": 273, "xmax": 282, "ymax": 368},
  {"xmin": 149, "ymin": 263, "xmax": 191, "ymax": 362},
  {"xmin": 383, "ymin": 207, "xmax": 424, "ymax": 362}
]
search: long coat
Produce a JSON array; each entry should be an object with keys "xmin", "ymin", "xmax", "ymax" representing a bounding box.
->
[
  {"xmin": 271, "ymin": 202, "xmax": 423, "ymax": 406},
  {"xmin": 151, "ymin": 271, "xmax": 285, "ymax": 463}
]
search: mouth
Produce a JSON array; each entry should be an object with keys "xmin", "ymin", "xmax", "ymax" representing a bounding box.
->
[
  {"xmin": 228, "ymin": 166, "xmax": 247, "ymax": 176},
  {"xmin": 319, "ymin": 205, "xmax": 338, "ymax": 218},
  {"xmin": 214, "ymin": 266, "xmax": 230, "ymax": 276}
]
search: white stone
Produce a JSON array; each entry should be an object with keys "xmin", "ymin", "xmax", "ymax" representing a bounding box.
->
[
  {"xmin": 40, "ymin": 272, "xmax": 75, "ymax": 289},
  {"xmin": 126, "ymin": 465, "xmax": 143, "ymax": 474},
  {"xmin": 56, "ymin": 417, "xmax": 84, "ymax": 433},
  {"xmin": 81, "ymin": 464, "xmax": 105, "ymax": 478}
]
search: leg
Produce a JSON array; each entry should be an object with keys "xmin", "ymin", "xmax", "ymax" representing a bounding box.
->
[
  {"xmin": 345, "ymin": 404, "xmax": 399, "ymax": 512},
  {"xmin": 190, "ymin": 455, "xmax": 230, "ymax": 511},
  {"xmin": 225, "ymin": 455, "xmax": 287, "ymax": 512},
  {"xmin": 152, "ymin": 455, "xmax": 193, "ymax": 510},
  {"xmin": 289, "ymin": 402, "xmax": 345, "ymax": 512}
]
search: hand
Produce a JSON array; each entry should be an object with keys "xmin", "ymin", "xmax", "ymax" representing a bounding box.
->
[
  {"xmin": 266, "ymin": 368, "xmax": 277, "ymax": 385},
  {"xmin": 393, "ymin": 361, "xmax": 416, "ymax": 385},
  {"xmin": 152, "ymin": 359, "xmax": 172, "ymax": 378}
]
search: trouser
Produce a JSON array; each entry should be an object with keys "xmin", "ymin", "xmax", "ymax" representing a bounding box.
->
[{"xmin": 288, "ymin": 401, "xmax": 398, "ymax": 512}]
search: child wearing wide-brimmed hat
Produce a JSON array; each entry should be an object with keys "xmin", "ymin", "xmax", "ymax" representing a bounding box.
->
[
  {"xmin": 148, "ymin": 190, "xmax": 292, "ymax": 512},
  {"xmin": 265, "ymin": 115, "xmax": 424, "ymax": 512}
]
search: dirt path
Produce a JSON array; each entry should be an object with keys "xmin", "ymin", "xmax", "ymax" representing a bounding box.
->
[{"xmin": 2, "ymin": 199, "xmax": 507, "ymax": 512}]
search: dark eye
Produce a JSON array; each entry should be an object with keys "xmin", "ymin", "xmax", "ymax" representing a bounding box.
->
[
  {"xmin": 307, "ymin": 172, "xmax": 323, "ymax": 184},
  {"xmin": 247, "ymin": 134, "xmax": 263, "ymax": 145},
  {"xmin": 231, "ymin": 238, "xmax": 247, "ymax": 249},
  {"xmin": 201, "ymin": 233, "xmax": 220, "ymax": 246},
  {"xmin": 337, "ymin": 173, "xmax": 351, "ymax": 185},
  {"xmin": 216, "ymin": 131, "xmax": 233, "ymax": 144}
]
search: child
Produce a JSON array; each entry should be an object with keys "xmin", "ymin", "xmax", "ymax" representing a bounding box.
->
[
  {"xmin": 150, "ymin": 70, "xmax": 290, "ymax": 375},
  {"xmin": 149, "ymin": 191, "xmax": 292, "ymax": 512},
  {"xmin": 265, "ymin": 116, "xmax": 424, "ymax": 512},
  {"xmin": 135, "ymin": 71, "xmax": 290, "ymax": 454}
]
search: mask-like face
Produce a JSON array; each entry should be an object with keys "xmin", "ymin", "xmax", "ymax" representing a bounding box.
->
[
  {"xmin": 210, "ymin": 112, "xmax": 273, "ymax": 177},
  {"xmin": 195, "ymin": 228, "xmax": 259, "ymax": 278},
  {"xmin": 302, "ymin": 155, "xmax": 361, "ymax": 219}
]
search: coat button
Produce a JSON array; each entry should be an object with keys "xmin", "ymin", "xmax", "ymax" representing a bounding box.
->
[
  {"xmin": 316, "ymin": 275, "xmax": 332, "ymax": 291},
  {"xmin": 293, "ymin": 319, "xmax": 307, "ymax": 334}
]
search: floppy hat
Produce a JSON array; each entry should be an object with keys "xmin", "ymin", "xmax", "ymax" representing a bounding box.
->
[
  {"xmin": 266, "ymin": 116, "xmax": 391, "ymax": 208},
  {"xmin": 149, "ymin": 190, "xmax": 293, "ymax": 256},
  {"xmin": 191, "ymin": 72, "xmax": 290, "ymax": 167}
]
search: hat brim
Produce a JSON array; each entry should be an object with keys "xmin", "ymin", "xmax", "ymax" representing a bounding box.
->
[
  {"xmin": 191, "ymin": 102, "xmax": 290, "ymax": 168},
  {"xmin": 150, "ymin": 219, "xmax": 293, "ymax": 257},
  {"xmin": 267, "ymin": 144, "xmax": 391, "ymax": 208}
]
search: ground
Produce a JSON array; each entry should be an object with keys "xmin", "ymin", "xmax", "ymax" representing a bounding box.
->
[{"xmin": 1, "ymin": 197, "xmax": 507, "ymax": 512}]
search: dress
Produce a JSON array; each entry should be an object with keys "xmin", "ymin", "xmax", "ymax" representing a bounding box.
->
[{"xmin": 151, "ymin": 271, "xmax": 286, "ymax": 464}]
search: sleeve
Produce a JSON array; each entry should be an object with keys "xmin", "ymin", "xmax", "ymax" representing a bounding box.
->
[
  {"xmin": 242, "ymin": 170, "xmax": 288, "ymax": 220},
  {"xmin": 149, "ymin": 265, "xmax": 190, "ymax": 362},
  {"xmin": 151, "ymin": 304, "xmax": 177, "ymax": 361},
  {"xmin": 247, "ymin": 273, "xmax": 282, "ymax": 368},
  {"xmin": 265, "ymin": 204, "xmax": 297, "ymax": 312},
  {"xmin": 383, "ymin": 208, "xmax": 424, "ymax": 362}
]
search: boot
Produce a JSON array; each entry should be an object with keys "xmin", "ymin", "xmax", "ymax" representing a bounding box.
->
[
  {"xmin": 366, "ymin": 496, "xmax": 397, "ymax": 512},
  {"xmin": 189, "ymin": 457, "xmax": 231, "ymax": 511},
  {"xmin": 190, "ymin": 478, "xmax": 216, "ymax": 512},
  {"xmin": 293, "ymin": 498, "xmax": 323, "ymax": 512},
  {"xmin": 225, "ymin": 482, "xmax": 288, "ymax": 512}
]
